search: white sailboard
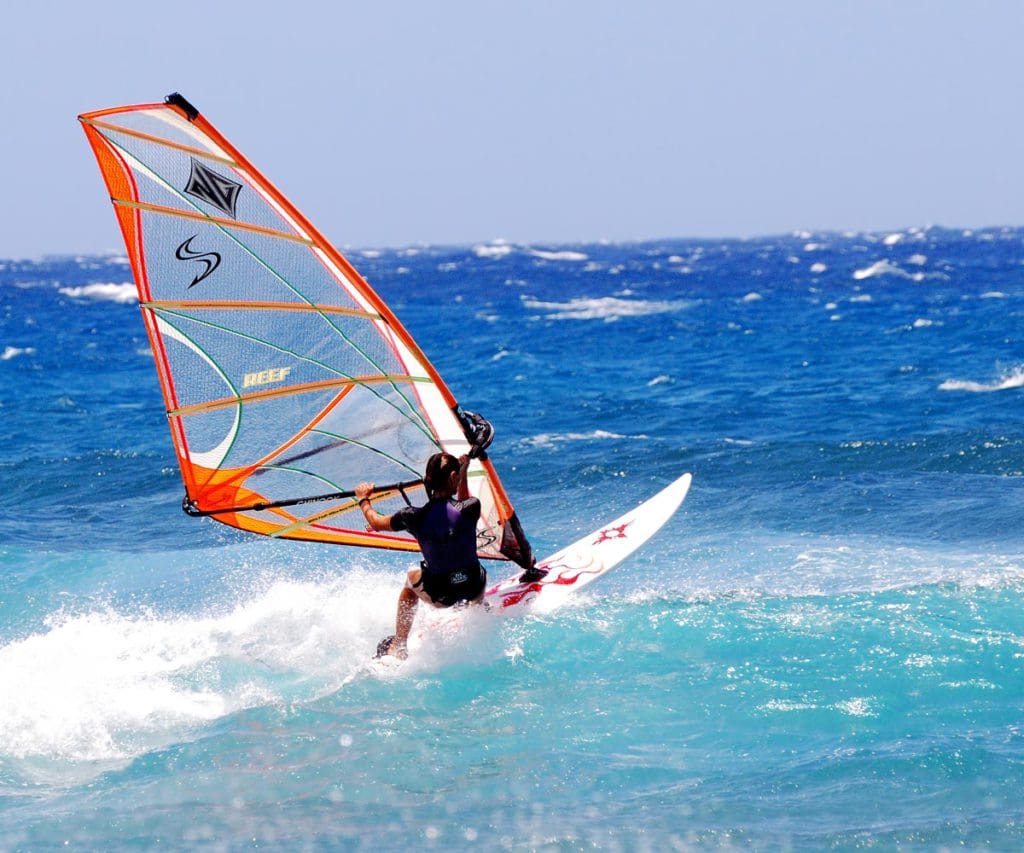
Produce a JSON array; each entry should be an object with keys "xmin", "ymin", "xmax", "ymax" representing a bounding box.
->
[{"xmin": 484, "ymin": 472, "xmax": 692, "ymax": 612}]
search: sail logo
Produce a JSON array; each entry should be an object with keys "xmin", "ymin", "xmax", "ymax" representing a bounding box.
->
[
  {"xmin": 175, "ymin": 235, "xmax": 222, "ymax": 288},
  {"xmin": 243, "ymin": 367, "xmax": 292, "ymax": 388},
  {"xmin": 184, "ymin": 158, "xmax": 242, "ymax": 218}
]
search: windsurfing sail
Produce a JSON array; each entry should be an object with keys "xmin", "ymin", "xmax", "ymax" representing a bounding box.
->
[{"xmin": 79, "ymin": 92, "xmax": 534, "ymax": 568}]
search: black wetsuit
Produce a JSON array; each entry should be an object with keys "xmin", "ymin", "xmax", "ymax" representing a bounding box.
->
[{"xmin": 391, "ymin": 497, "xmax": 486, "ymax": 606}]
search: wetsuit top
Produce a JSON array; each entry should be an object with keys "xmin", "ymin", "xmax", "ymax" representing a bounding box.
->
[{"xmin": 391, "ymin": 496, "xmax": 482, "ymax": 577}]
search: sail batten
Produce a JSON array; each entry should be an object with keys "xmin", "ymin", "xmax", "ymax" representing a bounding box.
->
[
  {"xmin": 79, "ymin": 93, "xmax": 534, "ymax": 566},
  {"xmin": 81, "ymin": 116, "xmax": 240, "ymax": 167},
  {"xmin": 113, "ymin": 198, "xmax": 316, "ymax": 245}
]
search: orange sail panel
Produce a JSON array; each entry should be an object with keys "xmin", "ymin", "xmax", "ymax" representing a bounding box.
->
[{"xmin": 79, "ymin": 93, "xmax": 528, "ymax": 563}]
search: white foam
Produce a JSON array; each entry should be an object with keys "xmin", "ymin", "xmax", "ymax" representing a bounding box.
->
[
  {"xmin": 474, "ymin": 242, "xmax": 513, "ymax": 259},
  {"xmin": 525, "ymin": 429, "xmax": 648, "ymax": 448},
  {"xmin": 883, "ymin": 233, "xmax": 904, "ymax": 246},
  {"xmin": 742, "ymin": 292, "xmax": 763, "ymax": 302},
  {"xmin": 521, "ymin": 296, "xmax": 689, "ymax": 321},
  {"xmin": 1, "ymin": 346, "xmax": 35, "ymax": 361},
  {"xmin": 0, "ymin": 572, "xmax": 413, "ymax": 783},
  {"xmin": 853, "ymin": 260, "xmax": 903, "ymax": 280},
  {"xmin": 810, "ymin": 262, "xmax": 828, "ymax": 274},
  {"xmin": 528, "ymin": 249, "xmax": 588, "ymax": 262},
  {"xmin": 940, "ymin": 366, "xmax": 1024, "ymax": 393},
  {"xmin": 980, "ymin": 291, "xmax": 1006, "ymax": 299},
  {"xmin": 853, "ymin": 260, "xmax": 947, "ymax": 284},
  {"xmin": 59, "ymin": 283, "xmax": 138, "ymax": 304}
]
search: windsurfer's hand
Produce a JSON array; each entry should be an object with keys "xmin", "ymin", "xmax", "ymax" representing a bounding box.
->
[{"xmin": 354, "ymin": 482, "xmax": 374, "ymax": 501}]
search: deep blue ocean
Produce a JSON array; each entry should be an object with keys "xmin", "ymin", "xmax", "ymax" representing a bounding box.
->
[{"xmin": 2, "ymin": 227, "xmax": 1024, "ymax": 849}]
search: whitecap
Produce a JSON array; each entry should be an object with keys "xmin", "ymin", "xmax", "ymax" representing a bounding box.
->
[
  {"xmin": 810, "ymin": 262, "xmax": 827, "ymax": 274},
  {"xmin": 742, "ymin": 292, "xmax": 763, "ymax": 302},
  {"xmin": 647, "ymin": 375, "xmax": 672, "ymax": 387},
  {"xmin": 528, "ymin": 249, "xmax": 588, "ymax": 262},
  {"xmin": 521, "ymin": 295, "xmax": 689, "ymax": 321},
  {"xmin": 525, "ymin": 429, "xmax": 648, "ymax": 448},
  {"xmin": 939, "ymin": 366, "xmax": 1024, "ymax": 393},
  {"xmin": 912, "ymin": 318, "xmax": 934, "ymax": 328},
  {"xmin": 1, "ymin": 346, "xmax": 35, "ymax": 361},
  {"xmin": 853, "ymin": 260, "xmax": 904, "ymax": 280},
  {"xmin": 854, "ymin": 260, "xmax": 945, "ymax": 283},
  {"xmin": 882, "ymin": 233, "xmax": 903, "ymax": 246},
  {"xmin": 474, "ymin": 243, "xmax": 513, "ymax": 259},
  {"xmin": 980, "ymin": 291, "xmax": 1006, "ymax": 299},
  {"xmin": 58, "ymin": 283, "xmax": 137, "ymax": 304}
]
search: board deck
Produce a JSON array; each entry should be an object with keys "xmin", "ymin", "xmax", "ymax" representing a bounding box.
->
[{"xmin": 483, "ymin": 472, "xmax": 692, "ymax": 612}]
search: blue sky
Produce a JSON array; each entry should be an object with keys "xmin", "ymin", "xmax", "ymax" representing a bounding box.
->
[{"xmin": 2, "ymin": 1, "xmax": 1022, "ymax": 258}]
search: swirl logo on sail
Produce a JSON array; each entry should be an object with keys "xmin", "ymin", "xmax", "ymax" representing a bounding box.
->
[{"xmin": 175, "ymin": 236, "xmax": 222, "ymax": 288}]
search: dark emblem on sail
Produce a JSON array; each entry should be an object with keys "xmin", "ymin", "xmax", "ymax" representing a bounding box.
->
[
  {"xmin": 175, "ymin": 235, "xmax": 222, "ymax": 288},
  {"xmin": 184, "ymin": 158, "xmax": 242, "ymax": 218}
]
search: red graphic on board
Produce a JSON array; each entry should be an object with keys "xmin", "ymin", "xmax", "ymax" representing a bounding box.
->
[
  {"xmin": 489, "ymin": 555, "xmax": 608, "ymax": 608},
  {"xmin": 593, "ymin": 521, "xmax": 632, "ymax": 545}
]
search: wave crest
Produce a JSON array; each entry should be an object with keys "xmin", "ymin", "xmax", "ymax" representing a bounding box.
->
[{"xmin": 939, "ymin": 366, "xmax": 1024, "ymax": 393}]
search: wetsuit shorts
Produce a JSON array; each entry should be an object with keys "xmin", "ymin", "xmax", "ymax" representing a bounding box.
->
[{"xmin": 417, "ymin": 562, "xmax": 487, "ymax": 607}]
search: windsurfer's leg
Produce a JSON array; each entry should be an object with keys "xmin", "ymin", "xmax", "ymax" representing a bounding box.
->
[{"xmin": 389, "ymin": 567, "xmax": 424, "ymax": 658}]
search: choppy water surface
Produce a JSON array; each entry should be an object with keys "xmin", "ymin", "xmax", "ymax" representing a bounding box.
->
[{"xmin": 2, "ymin": 227, "xmax": 1024, "ymax": 849}]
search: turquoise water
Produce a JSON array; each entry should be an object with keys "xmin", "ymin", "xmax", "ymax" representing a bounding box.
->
[{"xmin": 2, "ymin": 229, "xmax": 1024, "ymax": 848}]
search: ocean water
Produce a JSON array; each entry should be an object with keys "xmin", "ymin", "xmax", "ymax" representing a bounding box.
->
[{"xmin": 2, "ymin": 227, "xmax": 1024, "ymax": 849}]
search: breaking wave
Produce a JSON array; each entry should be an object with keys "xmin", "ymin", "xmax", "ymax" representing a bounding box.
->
[
  {"xmin": 939, "ymin": 366, "xmax": 1024, "ymax": 393},
  {"xmin": 522, "ymin": 295, "xmax": 690, "ymax": 321},
  {"xmin": 58, "ymin": 283, "xmax": 138, "ymax": 304}
]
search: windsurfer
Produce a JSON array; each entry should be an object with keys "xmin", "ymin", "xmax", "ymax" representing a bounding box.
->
[{"xmin": 356, "ymin": 452, "xmax": 488, "ymax": 660}]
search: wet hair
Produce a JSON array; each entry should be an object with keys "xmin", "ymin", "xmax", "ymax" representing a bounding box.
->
[{"xmin": 424, "ymin": 452, "xmax": 460, "ymax": 498}]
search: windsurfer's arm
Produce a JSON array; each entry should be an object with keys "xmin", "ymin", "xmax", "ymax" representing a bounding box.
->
[
  {"xmin": 354, "ymin": 482, "xmax": 394, "ymax": 531},
  {"xmin": 456, "ymin": 455, "xmax": 471, "ymax": 501}
]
